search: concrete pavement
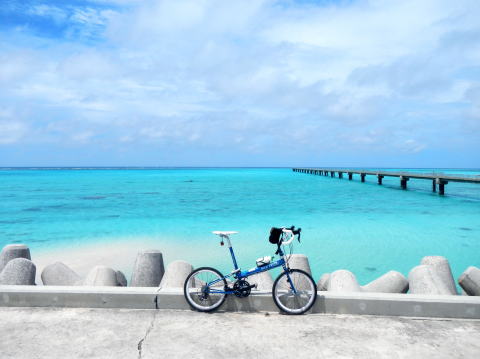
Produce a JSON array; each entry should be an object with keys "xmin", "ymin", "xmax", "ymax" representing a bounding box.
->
[{"xmin": 0, "ymin": 307, "xmax": 479, "ymax": 358}]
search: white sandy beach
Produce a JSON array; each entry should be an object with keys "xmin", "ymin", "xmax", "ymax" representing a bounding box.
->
[{"xmin": 31, "ymin": 237, "xmax": 194, "ymax": 285}]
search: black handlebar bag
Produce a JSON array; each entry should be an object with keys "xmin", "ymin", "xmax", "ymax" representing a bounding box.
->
[{"xmin": 269, "ymin": 227, "xmax": 283, "ymax": 244}]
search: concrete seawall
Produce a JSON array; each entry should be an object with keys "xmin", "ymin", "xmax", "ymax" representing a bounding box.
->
[{"xmin": 1, "ymin": 285, "xmax": 479, "ymax": 319}]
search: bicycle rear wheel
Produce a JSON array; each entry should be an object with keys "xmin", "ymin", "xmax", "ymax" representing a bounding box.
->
[
  {"xmin": 272, "ymin": 269, "xmax": 317, "ymax": 315},
  {"xmin": 184, "ymin": 267, "xmax": 227, "ymax": 312}
]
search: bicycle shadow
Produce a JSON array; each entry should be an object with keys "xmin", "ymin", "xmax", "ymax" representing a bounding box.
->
[{"xmin": 218, "ymin": 292, "xmax": 327, "ymax": 315}]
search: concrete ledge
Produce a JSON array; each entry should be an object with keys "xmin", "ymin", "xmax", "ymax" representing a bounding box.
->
[
  {"xmin": 1, "ymin": 286, "xmax": 479, "ymax": 319},
  {"xmin": 0, "ymin": 286, "xmax": 160, "ymax": 309},
  {"xmin": 316, "ymin": 291, "xmax": 480, "ymax": 319}
]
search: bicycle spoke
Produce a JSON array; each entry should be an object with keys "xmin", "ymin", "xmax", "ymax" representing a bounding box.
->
[
  {"xmin": 273, "ymin": 270, "xmax": 316, "ymax": 314},
  {"xmin": 184, "ymin": 268, "xmax": 227, "ymax": 312}
]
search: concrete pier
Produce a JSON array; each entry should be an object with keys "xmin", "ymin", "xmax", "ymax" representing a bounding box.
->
[
  {"xmin": 2, "ymin": 285, "xmax": 480, "ymax": 320},
  {"xmin": 2, "ymin": 307, "xmax": 480, "ymax": 359},
  {"xmin": 293, "ymin": 168, "xmax": 480, "ymax": 195}
]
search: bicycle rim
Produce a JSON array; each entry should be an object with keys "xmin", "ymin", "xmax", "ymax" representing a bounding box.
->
[
  {"xmin": 273, "ymin": 269, "xmax": 317, "ymax": 314},
  {"xmin": 184, "ymin": 267, "xmax": 227, "ymax": 312}
]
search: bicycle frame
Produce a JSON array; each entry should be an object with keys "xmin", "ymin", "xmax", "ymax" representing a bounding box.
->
[{"xmin": 207, "ymin": 234, "xmax": 297, "ymax": 295}]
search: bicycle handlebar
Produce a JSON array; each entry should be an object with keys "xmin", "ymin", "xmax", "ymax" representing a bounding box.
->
[{"xmin": 281, "ymin": 226, "xmax": 301, "ymax": 245}]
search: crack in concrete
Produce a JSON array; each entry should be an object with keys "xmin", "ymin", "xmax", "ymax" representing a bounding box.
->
[
  {"xmin": 137, "ymin": 310, "xmax": 157, "ymax": 359},
  {"xmin": 137, "ymin": 289, "xmax": 162, "ymax": 358}
]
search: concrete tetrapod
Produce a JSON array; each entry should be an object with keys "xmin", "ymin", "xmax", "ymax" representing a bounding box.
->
[
  {"xmin": 327, "ymin": 270, "xmax": 361, "ymax": 292},
  {"xmin": 286, "ymin": 254, "xmax": 312, "ymax": 274},
  {"xmin": 159, "ymin": 260, "xmax": 193, "ymax": 289},
  {"xmin": 130, "ymin": 250, "xmax": 165, "ymax": 287},
  {"xmin": 0, "ymin": 244, "xmax": 31, "ymax": 273},
  {"xmin": 458, "ymin": 266, "xmax": 480, "ymax": 296},
  {"xmin": 361, "ymin": 271, "xmax": 409, "ymax": 293},
  {"xmin": 0, "ymin": 258, "xmax": 36, "ymax": 285},
  {"xmin": 248, "ymin": 271, "xmax": 274, "ymax": 291},
  {"xmin": 116, "ymin": 271, "xmax": 127, "ymax": 287},
  {"xmin": 41, "ymin": 262, "xmax": 81, "ymax": 286},
  {"xmin": 278, "ymin": 254, "xmax": 313, "ymax": 290},
  {"xmin": 84, "ymin": 266, "xmax": 119, "ymax": 286},
  {"xmin": 408, "ymin": 265, "xmax": 452, "ymax": 295},
  {"xmin": 317, "ymin": 273, "xmax": 331, "ymax": 291},
  {"xmin": 421, "ymin": 256, "xmax": 457, "ymax": 295}
]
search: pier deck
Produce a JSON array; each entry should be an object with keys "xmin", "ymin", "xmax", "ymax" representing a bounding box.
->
[
  {"xmin": 292, "ymin": 168, "xmax": 480, "ymax": 195},
  {"xmin": 1, "ymin": 307, "xmax": 479, "ymax": 359}
]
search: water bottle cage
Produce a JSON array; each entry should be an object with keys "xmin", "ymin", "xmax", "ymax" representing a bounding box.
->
[{"xmin": 256, "ymin": 256, "xmax": 272, "ymax": 267}]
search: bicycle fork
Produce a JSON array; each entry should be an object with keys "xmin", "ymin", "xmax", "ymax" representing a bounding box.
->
[{"xmin": 283, "ymin": 265, "xmax": 298, "ymax": 294}]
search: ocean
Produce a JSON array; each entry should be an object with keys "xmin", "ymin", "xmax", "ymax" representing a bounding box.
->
[{"xmin": 0, "ymin": 168, "xmax": 479, "ymax": 284}]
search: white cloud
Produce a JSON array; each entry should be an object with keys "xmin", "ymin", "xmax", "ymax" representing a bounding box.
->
[
  {"xmin": 0, "ymin": 119, "xmax": 27, "ymax": 145},
  {"xmin": 26, "ymin": 4, "xmax": 68, "ymax": 24},
  {"xmin": 71, "ymin": 131, "xmax": 96, "ymax": 143}
]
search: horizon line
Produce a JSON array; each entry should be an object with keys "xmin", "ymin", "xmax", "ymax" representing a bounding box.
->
[{"xmin": 1, "ymin": 166, "xmax": 480, "ymax": 170}]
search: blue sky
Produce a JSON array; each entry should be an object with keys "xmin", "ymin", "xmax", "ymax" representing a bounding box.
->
[{"xmin": 0, "ymin": 0, "xmax": 479, "ymax": 167}]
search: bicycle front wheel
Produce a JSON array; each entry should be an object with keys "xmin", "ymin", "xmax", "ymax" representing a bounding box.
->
[
  {"xmin": 184, "ymin": 267, "xmax": 227, "ymax": 312},
  {"xmin": 272, "ymin": 269, "xmax": 317, "ymax": 315}
]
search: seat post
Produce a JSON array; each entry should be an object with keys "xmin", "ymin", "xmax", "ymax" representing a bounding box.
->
[
  {"xmin": 224, "ymin": 234, "xmax": 232, "ymax": 248},
  {"xmin": 223, "ymin": 234, "xmax": 239, "ymax": 270}
]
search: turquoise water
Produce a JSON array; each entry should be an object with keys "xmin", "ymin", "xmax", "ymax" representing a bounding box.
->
[{"xmin": 0, "ymin": 168, "xmax": 479, "ymax": 284}]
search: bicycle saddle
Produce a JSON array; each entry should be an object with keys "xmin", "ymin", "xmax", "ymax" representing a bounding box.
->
[{"xmin": 212, "ymin": 231, "xmax": 238, "ymax": 237}]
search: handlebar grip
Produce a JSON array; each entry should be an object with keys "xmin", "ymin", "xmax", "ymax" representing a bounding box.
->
[{"xmin": 293, "ymin": 228, "xmax": 301, "ymax": 242}]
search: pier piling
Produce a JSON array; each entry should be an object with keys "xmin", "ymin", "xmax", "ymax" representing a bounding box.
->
[
  {"xmin": 400, "ymin": 176, "xmax": 409, "ymax": 190},
  {"xmin": 377, "ymin": 175, "xmax": 384, "ymax": 185},
  {"xmin": 436, "ymin": 179, "xmax": 448, "ymax": 195}
]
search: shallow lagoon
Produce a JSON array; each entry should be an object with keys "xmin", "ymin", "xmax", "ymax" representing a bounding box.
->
[{"xmin": 0, "ymin": 168, "xmax": 479, "ymax": 284}]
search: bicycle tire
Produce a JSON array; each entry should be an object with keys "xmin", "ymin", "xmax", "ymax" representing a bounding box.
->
[
  {"xmin": 272, "ymin": 269, "xmax": 317, "ymax": 315},
  {"xmin": 183, "ymin": 267, "xmax": 228, "ymax": 312}
]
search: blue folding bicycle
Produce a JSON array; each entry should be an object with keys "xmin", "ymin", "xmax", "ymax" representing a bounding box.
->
[{"xmin": 183, "ymin": 226, "xmax": 317, "ymax": 315}]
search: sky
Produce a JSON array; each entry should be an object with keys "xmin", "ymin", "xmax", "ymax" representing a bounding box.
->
[{"xmin": 0, "ymin": 0, "xmax": 479, "ymax": 167}]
